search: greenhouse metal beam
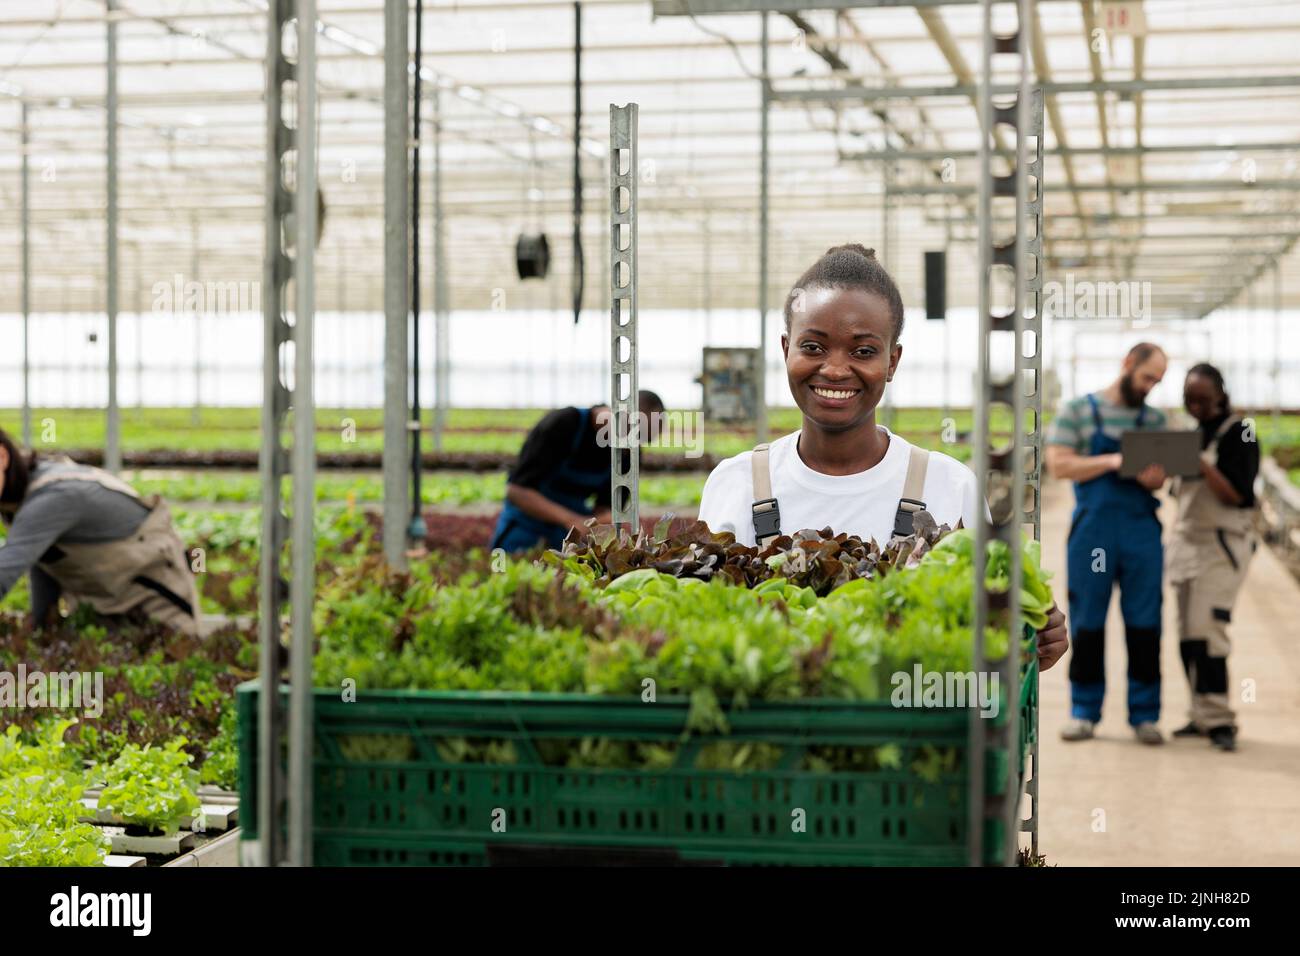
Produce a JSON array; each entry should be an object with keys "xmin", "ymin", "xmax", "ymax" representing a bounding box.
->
[
  {"xmin": 1026, "ymin": 0, "xmax": 1091, "ymax": 265},
  {"xmin": 1200, "ymin": 234, "xmax": 1300, "ymax": 320},
  {"xmin": 573, "ymin": 2, "xmax": 585, "ymax": 327},
  {"xmin": 950, "ymin": 210, "xmax": 1300, "ymax": 225},
  {"xmin": 1048, "ymin": 231, "xmax": 1300, "ymax": 244},
  {"xmin": 433, "ymin": 90, "xmax": 450, "ymax": 452},
  {"xmin": 654, "ymin": 0, "xmax": 983, "ymax": 12},
  {"xmin": 20, "ymin": 100, "xmax": 31, "ymax": 447},
  {"xmin": 14, "ymin": 1, "xmax": 1300, "ymax": 28},
  {"xmin": 770, "ymin": 74, "xmax": 1300, "ymax": 101},
  {"xmin": 842, "ymin": 141, "xmax": 1300, "ymax": 161},
  {"xmin": 191, "ymin": 213, "xmax": 201, "ymax": 426},
  {"xmin": 383, "ymin": 0, "xmax": 410, "ymax": 570},
  {"xmin": 1273, "ymin": 265, "xmax": 1283, "ymax": 434},
  {"xmin": 890, "ymin": 179, "xmax": 1300, "ymax": 195},
  {"xmin": 411, "ymin": 0, "xmax": 426, "ymax": 541},
  {"xmin": 105, "ymin": 0, "xmax": 121, "ymax": 474}
]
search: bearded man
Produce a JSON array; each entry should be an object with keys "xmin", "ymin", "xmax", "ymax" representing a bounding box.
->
[{"xmin": 1045, "ymin": 342, "xmax": 1170, "ymax": 745}]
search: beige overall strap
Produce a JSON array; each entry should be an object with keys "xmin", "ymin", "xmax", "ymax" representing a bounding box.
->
[
  {"xmin": 892, "ymin": 445, "xmax": 931, "ymax": 537},
  {"xmin": 26, "ymin": 461, "xmax": 142, "ymax": 501},
  {"xmin": 750, "ymin": 443, "xmax": 781, "ymax": 547},
  {"xmin": 1213, "ymin": 414, "xmax": 1242, "ymax": 444}
]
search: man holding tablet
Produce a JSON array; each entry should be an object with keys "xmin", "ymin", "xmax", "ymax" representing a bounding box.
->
[{"xmin": 1046, "ymin": 343, "xmax": 1170, "ymax": 745}]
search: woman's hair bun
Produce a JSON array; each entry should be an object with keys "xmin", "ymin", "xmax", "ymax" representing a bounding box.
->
[{"xmin": 826, "ymin": 243, "xmax": 875, "ymax": 259}]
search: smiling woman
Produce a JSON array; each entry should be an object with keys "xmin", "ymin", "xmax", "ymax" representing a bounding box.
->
[{"xmin": 698, "ymin": 244, "xmax": 982, "ymax": 548}]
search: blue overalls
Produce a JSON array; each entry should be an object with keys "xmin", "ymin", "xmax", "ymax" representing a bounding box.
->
[
  {"xmin": 1066, "ymin": 394, "xmax": 1163, "ymax": 726},
  {"xmin": 490, "ymin": 406, "xmax": 607, "ymax": 553}
]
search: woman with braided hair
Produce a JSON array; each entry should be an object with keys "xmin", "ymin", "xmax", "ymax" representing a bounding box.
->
[
  {"xmin": 698, "ymin": 243, "xmax": 1068, "ymax": 671},
  {"xmin": 1167, "ymin": 363, "xmax": 1260, "ymax": 752}
]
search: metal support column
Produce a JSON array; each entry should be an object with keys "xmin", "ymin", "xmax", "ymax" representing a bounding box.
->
[
  {"xmin": 969, "ymin": 0, "xmax": 1038, "ymax": 867},
  {"xmin": 703, "ymin": 211, "xmax": 713, "ymax": 343},
  {"xmin": 573, "ymin": 2, "xmax": 585, "ymax": 326},
  {"xmin": 756, "ymin": 12, "xmax": 770, "ymax": 444},
  {"xmin": 433, "ymin": 89, "xmax": 449, "ymax": 452},
  {"xmin": 288, "ymin": 0, "xmax": 319, "ymax": 869},
  {"xmin": 610, "ymin": 104, "xmax": 640, "ymax": 535},
  {"xmin": 383, "ymin": 0, "xmax": 410, "ymax": 571},
  {"xmin": 105, "ymin": 0, "xmax": 121, "ymax": 473},
  {"xmin": 881, "ymin": 156, "xmax": 895, "ymax": 431},
  {"xmin": 191, "ymin": 212, "xmax": 202, "ymax": 425},
  {"xmin": 409, "ymin": 0, "xmax": 426, "ymax": 542},
  {"xmin": 1273, "ymin": 264, "xmax": 1282, "ymax": 438},
  {"xmin": 1245, "ymin": 281, "xmax": 1255, "ymax": 405},
  {"xmin": 20, "ymin": 101, "xmax": 31, "ymax": 448},
  {"xmin": 942, "ymin": 211, "xmax": 952, "ymax": 424},
  {"xmin": 256, "ymin": 0, "xmax": 316, "ymax": 868},
  {"xmin": 134, "ymin": 244, "xmax": 144, "ymax": 414}
]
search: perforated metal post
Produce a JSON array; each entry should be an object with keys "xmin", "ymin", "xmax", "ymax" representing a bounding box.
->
[
  {"xmin": 609, "ymin": 104, "xmax": 639, "ymax": 535},
  {"xmin": 1019, "ymin": 80, "xmax": 1045, "ymax": 862},
  {"xmin": 969, "ymin": 0, "xmax": 1038, "ymax": 867},
  {"xmin": 288, "ymin": 0, "xmax": 318, "ymax": 868},
  {"xmin": 256, "ymin": 0, "xmax": 316, "ymax": 868}
]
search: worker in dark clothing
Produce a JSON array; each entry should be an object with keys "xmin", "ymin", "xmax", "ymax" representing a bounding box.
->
[
  {"xmin": 0, "ymin": 429, "xmax": 200, "ymax": 635},
  {"xmin": 1168, "ymin": 364, "xmax": 1260, "ymax": 752},
  {"xmin": 490, "ymin": 390, "xmax": 664, "ymax": 553}
]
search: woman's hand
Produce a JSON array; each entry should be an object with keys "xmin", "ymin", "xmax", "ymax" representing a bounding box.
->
[{"xmin": 1036, "ymin": 604, "xmax": 1069, "ymax": 672}]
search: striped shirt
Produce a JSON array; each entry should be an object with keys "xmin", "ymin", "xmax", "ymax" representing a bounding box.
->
[{"xmin": 1046, "ymin": 393, "xmax": 1168, "ymax": 454}]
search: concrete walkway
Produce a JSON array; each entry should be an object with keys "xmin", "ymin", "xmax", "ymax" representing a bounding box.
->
[{"xmin": 1035, "ymin": 477, "xmax": 1300, "ymax": 865}]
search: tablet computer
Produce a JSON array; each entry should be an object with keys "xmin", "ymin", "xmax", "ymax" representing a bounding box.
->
[{"xmin": 1119, "ymin": 429, "xmax": 1202, "ymax": 479}]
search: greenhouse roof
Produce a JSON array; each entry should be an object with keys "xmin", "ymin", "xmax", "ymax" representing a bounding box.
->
[{"xmin": 1, "ymin": 0, "xmax": 1298, "ymax": 317}]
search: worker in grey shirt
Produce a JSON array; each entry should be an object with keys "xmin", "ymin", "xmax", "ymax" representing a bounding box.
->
[{"xmin": 0, "ymin": 429, "xmax": 200, "ymax": 635}]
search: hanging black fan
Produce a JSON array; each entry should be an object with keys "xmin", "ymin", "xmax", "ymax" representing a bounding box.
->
[{"xmin": 516, "ymin": 233, "xmax": 551, "ymax": 280}]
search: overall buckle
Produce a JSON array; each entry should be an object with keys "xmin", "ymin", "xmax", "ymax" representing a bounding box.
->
[
  {"xmin": 752, "ymin": 498, "xmax": 781, "ymax": 542},
  {"xmin": 893, "ymin": 498, "xmax": 926, "ymax": 537}
]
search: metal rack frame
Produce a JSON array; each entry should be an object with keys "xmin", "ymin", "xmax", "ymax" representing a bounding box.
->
[
  {"xmin": 609, "ymin": 104, "xmax": 640, "ymax": 534},
  {"xmin": 255, "ymin": 0, "xmax": 317, "ymax": 868},
  {"xmin": 968, "ymin": 0, "xmax": 1043, "ymax": 866}
]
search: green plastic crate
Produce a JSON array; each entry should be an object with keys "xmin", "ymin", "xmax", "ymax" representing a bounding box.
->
[{"xmin": 238, "ymin": 655, "xmax": 1037, "ymax": 867}]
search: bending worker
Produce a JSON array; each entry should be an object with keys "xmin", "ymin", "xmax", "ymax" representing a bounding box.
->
[
  {"xmin": 1168, "ymin": 364, "xmax": 1259, "ymax": 752},
  {"xmin": 0, "ymin": 429, "xmax": 200, "ymax": 636},
  {"xmin": 1046, "ymin": 342, "xmax": 1170, "ymax": 745},
  {"xmin": 491, "ymin": 391, "xmax": 664, "ymax": 553}
]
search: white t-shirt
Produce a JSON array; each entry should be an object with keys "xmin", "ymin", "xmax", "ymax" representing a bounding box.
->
[{"xmin": 697, "ymin": 427, "xmax": 982, "ymax": 546}]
